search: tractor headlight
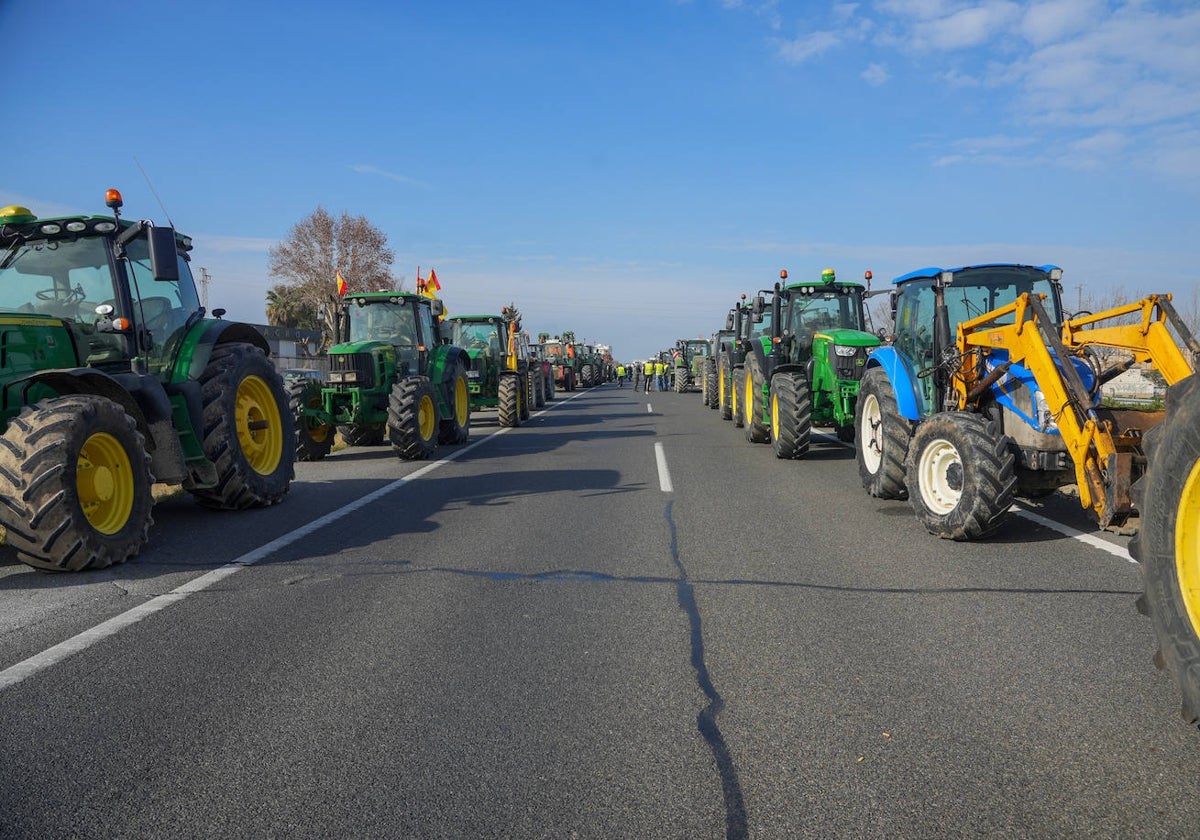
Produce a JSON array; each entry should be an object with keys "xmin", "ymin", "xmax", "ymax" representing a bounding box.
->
[{"xmin": 833, "ymin": 345, "xmax": 858, "ymax": 357}]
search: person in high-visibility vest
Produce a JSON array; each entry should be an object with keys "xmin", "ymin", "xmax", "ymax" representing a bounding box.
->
[
  {"xmin": 654, "ymin": 360, "xmax": 666, "ymax": 391},
  {"xmin": 616, "ymin": 363, "xmax": 626, "ymax": 387},
  {"xmin": 643, "ymin": 360, "xmax": 655, "ymax": 392}
]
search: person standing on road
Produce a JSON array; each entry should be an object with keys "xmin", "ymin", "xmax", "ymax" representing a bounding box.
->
[
  {"xmin": 632, "ymin": 363, "xmax": 641, "ymax": 391},
  {"xmin": 643, "ymin": 359, "xmax": 654, "ymax": 392},
  {"xmin": 655, "ymin": 359, "xmax": 667, "ymax": 391},
  {"xmin": 616, "ymin": 363, "xmax": 626, "ymax": 387}
]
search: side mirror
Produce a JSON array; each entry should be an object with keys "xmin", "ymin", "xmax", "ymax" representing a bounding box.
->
[
  {"xmin": 429, "ymin": 299, "xmax": 445, "ymax": 317},
  {"xmin": 148, "ymin": 226, "xmax": 180, "ymax": 282},
  {"xmin": 725, "ymin": 312, "xmax": 734, "ymax": 330},
  {"xmin": 752, "ymin": 295, "xmax": 765, "ymax": 318}
]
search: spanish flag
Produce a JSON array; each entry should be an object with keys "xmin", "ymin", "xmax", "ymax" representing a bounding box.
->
[
  {"xmin": 336, "ymin": 270, "xmax": 348, "ymax": 296},
  {"xmin": 427, "ymin": 268, "xmax": 441, "ymax": 293}
]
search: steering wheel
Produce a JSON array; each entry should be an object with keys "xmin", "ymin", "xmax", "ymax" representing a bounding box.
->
[{"xmin": 36, "ymin": 287, "xmax": 86, "ymax": 302}]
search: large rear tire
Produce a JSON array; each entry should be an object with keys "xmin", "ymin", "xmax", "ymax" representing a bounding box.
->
[
  {"xmin": 389, "ymin": 376, "xmax": 438, "ymax": 460},
  {"xmin": 0, "ymin": 395, "xmax": 153, "ymax": 572},
  {"xmin": 904, "ymin": 412, "xmax": 1015, "ymax": 541},
  {"xmin": 732, "ymin": 368, "xmax": 745, "ymax": 428},
  {"xmin": 719, "ymin": 364, "xmax": 733, "ymax": 420},
  {"xmin": 498, "ymin": 372, "xmax": 522, "ymax": 427},
  {"xmin": 705, "ymin": 358, "xmax": 718, "ymax": 409},
  {"xmin": 519, "ymin": 373, "xmax": 532, "ymax": 421},
  {"xmin": 544, "ymin": 370, "xmax": 556, "ymax": 401},
  {"xmin": 438, "ymin": 362, "xmax": 471, "ymax": 445},
  {"xmin": 856, "ymin": 366, "xmax": 911, "ymax": 499},
  {"xmin": 190, "ymin": 343, "xmax": 293, "ymax": 509},
  {"xmin": 1133, "ymin": 374, "xmax": 1200, "ymax": 725},
  {"xmin": 291, "ymin": 379, "xmax": 334, "ymax": 461},
  {"xmin": 744, "ymin": 359, "xmax": 769, "ymax": 444},
  {"xmin": 770, "ymin": 372, "xmax": 811, "ymax": 459}
]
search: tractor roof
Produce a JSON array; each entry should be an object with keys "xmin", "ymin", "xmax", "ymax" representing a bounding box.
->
[
  {"xmin": 892, "ymin": 263, "xmax": 1062, "ymax": 285},
  {"xmin": 0, "ymin": 206, "xmax": 193, "ymax": 250},
  {"xmin": 344, "ymin": 291, "xmax": 426, "ymax": 304}
]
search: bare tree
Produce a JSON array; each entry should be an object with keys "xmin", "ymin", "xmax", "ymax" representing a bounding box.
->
[{"xmin": 268, "ymin": 207, "xmax": 399, "ymax": 348}]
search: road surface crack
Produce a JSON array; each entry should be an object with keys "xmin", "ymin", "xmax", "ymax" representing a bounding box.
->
[{"xmin": 665, "ymin": 499, "xmax": 747, "ymax": 840}]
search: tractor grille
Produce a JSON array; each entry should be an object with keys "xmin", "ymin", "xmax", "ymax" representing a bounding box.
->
[
  {"xmin": 831, "ymin": 346, "xmax": 870, "ymax": 381},
  {"xmin": 329, "ymin": 352, "xmax": 375, "ymax": 388}
]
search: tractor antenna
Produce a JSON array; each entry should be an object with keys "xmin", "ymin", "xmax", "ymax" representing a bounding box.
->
[{"xmin": 134, "ymin": 157, "xmax": 175, "ymax": 228}]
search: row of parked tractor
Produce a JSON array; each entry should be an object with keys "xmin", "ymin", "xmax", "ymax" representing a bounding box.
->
[
  {"xmin": 673, "ymin": 262, "xmax": 1200, "ymax": 727},
  {"xmin": 290, "ymin": 303, "xmax": 616, "ymax": 462},
  {"xmin": 0, "ymin": 194, "xmax": 617, "ymax": 578}
]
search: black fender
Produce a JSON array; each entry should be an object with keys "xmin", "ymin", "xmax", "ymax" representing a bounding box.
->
[{"xmin": 3, "ymin": 368, "xmax": 166, "ymax": 448}]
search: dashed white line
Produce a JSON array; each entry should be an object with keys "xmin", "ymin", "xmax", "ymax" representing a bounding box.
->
[{"xmin": 655, "ymin": 441, "xmax": 674, "ymax": 492}]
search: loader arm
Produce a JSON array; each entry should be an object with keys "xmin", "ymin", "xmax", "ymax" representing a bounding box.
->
[{"xmin": 954, "ymin": 294, "xmax": 1122, "ymax": 524}]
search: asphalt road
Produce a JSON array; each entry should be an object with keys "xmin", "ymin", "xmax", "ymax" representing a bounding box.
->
[{"xmin": 2, "ymin": 382, "xmax": 1198, "ymax": 838}]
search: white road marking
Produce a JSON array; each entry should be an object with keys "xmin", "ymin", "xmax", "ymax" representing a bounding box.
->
[
  {"xmin": 1012, "ymin": 506, "xmax": 1134, "ymax": 562},
  {"xmin": 0, "ymin": 389, "xmax": 591, "ymax": 693},
  {"xmin": 814, "ymin": 432, "xmax": 1134, "ymax": 562},
  {"xmin": 655, "ymin": 442, "xmax": 674, "ymax": 493}
]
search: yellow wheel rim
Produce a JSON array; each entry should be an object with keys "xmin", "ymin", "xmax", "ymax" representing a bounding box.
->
[
  {"xmin": 718, "ymin": 368, "xmax": 726, "ymax": 406},
  {"xmin": 419, "ymin": 394, "xmax": 437, "ymax": 441},
  {"xmin": 745, "ymin": 371, "xmax": 756, "ymax": 426},
  {"xmin": 771, "ymin": 390, "xmax": 780, "ymax": 432},
  {"xmin": 236, "ymin": 374, "xmax": 284, "ymax": 475},
  {"xmin": 455, "ymin": 376, "xmax": 469, "ymax": 425},
  {"xmin": 1177, "ymin": 457, "xmax": 1200, "ymax": 634},
  {"xmin": 306, "ymin": 393, "xmax": 331, "ymax": 443},
  {"xmin": 78, "ymin": 432, "xmax": 135, "ymax": 535}
]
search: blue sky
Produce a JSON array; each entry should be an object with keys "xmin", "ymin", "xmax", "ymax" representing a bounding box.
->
[{"xmin": 3, "ymin": 0, "xmax": 1197, "ymax": 360}]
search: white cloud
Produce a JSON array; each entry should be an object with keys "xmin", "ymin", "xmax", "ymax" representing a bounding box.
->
[
  {"xmin": 1020, "ymin": 0, "xmax": 1103, "ymax": 46},
  {"xmin": 350, "ymin": 164, "xmax": 428, "ymax": 188},
  {"xmin": 777, "ymin": 30, "xmax": 841, "ymax": 63},
  {"xmin": 912, "ymin": 1, "xmax": 1022, "ymax": 49},
  {"xmin": 862, "ymin": 62, "xmax": 890, "ymax": 86}
]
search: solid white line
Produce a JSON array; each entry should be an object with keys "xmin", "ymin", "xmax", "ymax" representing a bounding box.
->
[
  {"xmin": 0, "ymin": 390, "xmax": 592, "ymax": 693},
  {"xmin": 647, "ymin": 403, "xmax": 653, "ymax": 413},
  {"xmin": 814, "ymin": 431, "xmax": 1134, "ymax": 562},
  {"xmin": 1013, "ymin": 506, "xmax": 1135, "ymax": 562},
  {"xmin": 655, "ymin": 441, "xmax": 674, "ymax": 493}
]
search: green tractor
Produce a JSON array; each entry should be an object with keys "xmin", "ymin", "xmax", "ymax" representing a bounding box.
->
[
  {"xmin": 713, "ymin": 301, "xmax": 749, "ymax": 419},
  {"xmin": 740, "ymin": 269, "xmax": 881, "ymax": 457},
  {"xmin": 702, "ymin": 328, "xmax": 729, "ymax": 409},
  {"xmin": 0, "ymin": 191, "xmax": 293, "ymax": 572},
  {"xmin": 577, "ymin": 342, "xmax": 602, "ymax": 388},
  {"xmin": 672, "ymin": 338, "xmax": 711, "ymax": 393},
  {"xmin": 291, "ymin": 291, "xmax": 470, "ymax": 461},
  {"xmin": 446, "ymin": 306, "xmax": 538, "ymax": 427}
]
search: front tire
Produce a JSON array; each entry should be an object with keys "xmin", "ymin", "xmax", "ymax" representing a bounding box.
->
[
  {"xmin": 438, "ymin": 362, "xmax": 471, "ymax": 445},
  {"xmin": 904, "ymin": 412, "xmax": 1015, "ymax": 541},
  {"xmin": 1133, "ymin": 374, "xmax": 1200, "ymax": 725},
  {"xmin": 190, "ymin": 343, "xmax": 293, "ymax": 509},
  {"xmin": 0, "ymin": 395, "xmax": 153, "ymax": 572},
  {"xmin": 856, "ymin": 367, "xmax": 911, "ymax": 499},
  {"xmin": 291, "ymin": 379, "xmax": 334, "ymax": 461},
  {"xmin": 770, "ymin": 372, "xmax": 811, "ymax": 459},
  {"xmin": 389, "ymin": 376, "xmax": 438, "ymax": 460},
  {"xmin": 338, "ymin": 423, "xmax": 385, "ymax": 447}
]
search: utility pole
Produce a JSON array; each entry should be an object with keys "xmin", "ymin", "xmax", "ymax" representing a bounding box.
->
[
  {"xmin": 199, "ymin": 267, "xmax": 211, "ymax": 310},
  {"xmin": 1075, "ymin": 284, "xmax": 1083, "ymax": 312}
]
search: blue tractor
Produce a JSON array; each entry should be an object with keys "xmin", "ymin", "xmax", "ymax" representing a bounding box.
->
[{"xmin": 854, "ymin": 264, "xmax": 1096, "ymax": 539}]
